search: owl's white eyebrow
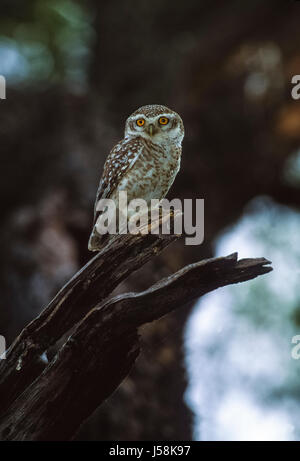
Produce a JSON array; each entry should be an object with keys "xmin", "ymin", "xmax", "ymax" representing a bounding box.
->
[{"xmin": 132, "ymin": 114, "xmax": 173, "ymax": 122}]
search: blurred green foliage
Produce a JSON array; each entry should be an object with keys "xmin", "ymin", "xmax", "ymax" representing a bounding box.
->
[{"xmin": 0, "ymin": 0, "xmax": 94, "ymax": 88}]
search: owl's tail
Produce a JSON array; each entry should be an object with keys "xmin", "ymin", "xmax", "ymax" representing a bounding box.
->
[{"xmin": 88, "ymin": 227, "xmax": 111, "ymax": 252}]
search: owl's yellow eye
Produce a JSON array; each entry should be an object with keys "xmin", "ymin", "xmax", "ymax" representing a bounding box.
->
[
  {"xmin": 159, "ymin": 117, "xmax": 169, "ymax": 125},
  {"xmin": 136, "ymin": 119, "xmax": 145, "ymax": 127}
]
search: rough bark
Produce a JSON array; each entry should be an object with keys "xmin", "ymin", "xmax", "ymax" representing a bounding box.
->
[
  {"xmin": 0, "ymin": 214, "xmax": 179, "ymax": 418},
  {"xmin": 0, "ymin": 216, "xmax": 272, "ymax": 440}
]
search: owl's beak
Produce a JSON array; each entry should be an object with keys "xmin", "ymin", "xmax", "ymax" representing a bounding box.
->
[{"xmin": 148, "ymin": 124, "xmax": 155, "ymax": 136}]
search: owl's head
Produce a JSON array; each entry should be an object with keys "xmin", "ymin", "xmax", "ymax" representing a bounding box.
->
[{"xmin": 125, "ymin": 104, "xmax": 184, "ymax": 146}]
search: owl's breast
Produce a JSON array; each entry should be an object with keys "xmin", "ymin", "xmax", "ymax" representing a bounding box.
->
[
  {"xmin": 110, "ymin": 140, "xmax": 181, "ymax": 208},
  {"xmin": 132, "ymin": 143, "xmax": 180, "ymax": 201}
]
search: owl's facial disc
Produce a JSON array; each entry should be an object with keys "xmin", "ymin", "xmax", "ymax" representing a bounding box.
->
[{"xmin": 125, "ymin": 106, "xmax": 184, "ymax": 146}]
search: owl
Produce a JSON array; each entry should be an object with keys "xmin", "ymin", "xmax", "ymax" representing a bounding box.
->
[{"xmin": 88, "ymin": 104, "xmax": 184, "ymax": 251}]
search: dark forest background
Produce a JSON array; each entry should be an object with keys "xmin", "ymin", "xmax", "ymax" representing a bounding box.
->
[{"xmin": 0, "ymin": 0, "xmax": 300, "ymax": 440}]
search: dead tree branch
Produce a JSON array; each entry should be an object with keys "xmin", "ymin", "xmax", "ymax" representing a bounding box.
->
[{"xmin": 0, "ymin": 213, "xmax": 272, "ymax": 440}]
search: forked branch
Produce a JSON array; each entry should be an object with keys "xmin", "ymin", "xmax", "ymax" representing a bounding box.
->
[{"xmin": 0, "ymin": 212, "xmax": 272, "ymax": 440}]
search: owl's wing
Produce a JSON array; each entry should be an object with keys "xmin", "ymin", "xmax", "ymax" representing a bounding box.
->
[{"xmin": 92, "ymin": 137, "xmax": 144, "ymax": 227}]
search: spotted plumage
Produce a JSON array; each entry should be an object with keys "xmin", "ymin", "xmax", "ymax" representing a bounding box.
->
[{"xmin": 88, "ymin": 104, "xmax": 184, "ymax": 251}]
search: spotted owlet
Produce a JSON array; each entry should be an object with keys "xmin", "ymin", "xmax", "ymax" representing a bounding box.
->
[{"xmin": 88, "ymin": 104, "xmax": 184, "ymax": 251}]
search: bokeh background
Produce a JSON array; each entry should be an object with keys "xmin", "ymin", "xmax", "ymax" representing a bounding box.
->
[{"xmin": 1, "ymin": 0, "xmax": 300, "ymax": 441}]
